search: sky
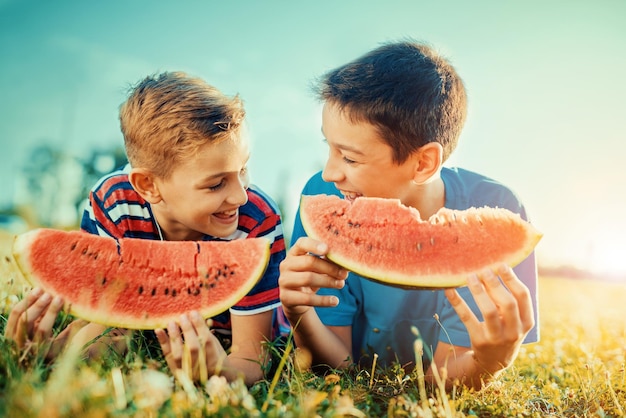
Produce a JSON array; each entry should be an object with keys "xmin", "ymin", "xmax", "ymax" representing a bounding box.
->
[{"xmin": 1, "ymin": 0, "xmax": 625, "ymax": 277}]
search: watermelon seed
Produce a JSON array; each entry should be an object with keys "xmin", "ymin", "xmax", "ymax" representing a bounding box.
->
[
  {"xmin": 171, "ymin": 289, "xmax": 177, "ymax": 297},
  {"xmin": 417, "ymin": 243, "xmax": 422, "ymax": 251},
  {"xmin": 71, "ymin": 243, "xmax": 77, "ymax": 251},
  {"xmin": 430, "ymin": 237, "xmax": 435, "ymax": 246},
  {"xmin": 194, "ymin": 288, "xmax": 201, "ymax": 296},
  {"xmin": 164, "ymin": 288, "xmax": 169, "ymax": 296},
  {"xmin": 210, "ymin": 283, "xmax": 216, "ymax": 288},
  {"xmin": 151, "ymin": 288, "xmax": 157, "ymax": 296},
  {"xmin": 138, "ymin": 286, "xmax": 144, "ymax": 294},
  {"xmin": 102, "ymin": 277, "xmax": 107, "ymax": 286}
]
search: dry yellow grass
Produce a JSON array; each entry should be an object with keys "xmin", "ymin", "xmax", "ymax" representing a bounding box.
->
[{"xmin": 0, "ymin": 230, "xmax": 29, "ymax": 304}]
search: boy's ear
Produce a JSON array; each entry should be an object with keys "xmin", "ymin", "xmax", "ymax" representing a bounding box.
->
[
  {"xmin": 412, "ymin": 142, "xmax": 443, "ymax": 184},
  {"xmin": 128, "ymin": 168, "xmax": 162, "ymax": 204}
]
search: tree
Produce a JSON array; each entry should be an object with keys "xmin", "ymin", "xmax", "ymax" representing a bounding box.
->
[{"xmin": 17, "ymin": 142, "xmax": 127, "ymax": 228}]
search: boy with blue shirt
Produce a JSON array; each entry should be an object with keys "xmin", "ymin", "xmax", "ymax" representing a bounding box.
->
[{"xmin": 279, "ymin": 40, "xmax": 538, "ymax": 390}]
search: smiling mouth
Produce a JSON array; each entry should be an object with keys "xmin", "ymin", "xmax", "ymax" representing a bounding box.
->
[{"xmin": 214, "ymin": 209, "xmax": 238, "ymax": 220}]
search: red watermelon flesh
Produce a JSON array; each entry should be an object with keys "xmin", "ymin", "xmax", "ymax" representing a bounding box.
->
[
  {"xmin": 12, "ymin": 229, "xmax": 270, "ymax": 329},
  {"xmin": 300, "ymin": 194, "xmax": 542, "ymax": 288}
]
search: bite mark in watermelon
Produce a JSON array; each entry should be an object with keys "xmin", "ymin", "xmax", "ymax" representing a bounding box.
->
[
  {"xmin": 12, "ymin": 229, "xmax": 270, "ymax": 329},
  {"xmin": 300, "ymin": 194, "xmax": 542, "ymax": 288}
]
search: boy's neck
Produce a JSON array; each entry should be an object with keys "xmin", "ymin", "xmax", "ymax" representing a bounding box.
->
[{"xmin": 406, "ymin": 177, "xmax": 446, "ymax": 220}]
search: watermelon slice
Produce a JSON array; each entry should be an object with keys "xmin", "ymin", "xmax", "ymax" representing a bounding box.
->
[
  {"xmin": 300, "ymin": 194, "xmax": 542, "ymax": 288},
  {"xmin": 12, "ymin": 229, "xmax": 270, "ymax": 329}
]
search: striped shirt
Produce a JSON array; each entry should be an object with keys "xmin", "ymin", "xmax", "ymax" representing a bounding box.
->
[{"xmin": 81, "ymin": 165, "xmax": 286, "ymax": 333}]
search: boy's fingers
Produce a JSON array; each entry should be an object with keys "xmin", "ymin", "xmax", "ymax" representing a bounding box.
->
[
  {"xmin": 33, "ymin": 296, "xmax": 64, "ymax": 343},
  {"xmin": 189, "ymin": 311, "xmax": 212, "ymax": 345},
  {"xmin": 467, "ymin": 272, "xmax": 503, "ymax": 338},
  {"xmin": 282, "ymin": 252, "xmax": 348, "ymax": 282},
  {"xmin": 496, "ymin": 265, "xmax": 535, "ymax": 330},
  {"xmin": 289, "ymin": 237, "xmax": 328, "ymax": 257},
  {"xmin": 165, "ymin": 321, "xmax": 183, "ymax": 364},
  {"xmin": 282, "ymin": 271, "xmax": 346, "ymax": 292},
  {"xmin": 282, "ymin": 288, "xmax": 339, "ymax": 308},
  {"xmin": 5, "ymin": 297, "xmax": 29, "ymax": 337},
  {"xmin": 5, "ymin": 290, "xmax": 53, "ymax": 341},
  {"xmin": 154, "ymin": 328, "xmax": 168, "ymax": 347},
  {"xmin": 444, "ymin": 288, "xmax": 480, "ymax": 334}
]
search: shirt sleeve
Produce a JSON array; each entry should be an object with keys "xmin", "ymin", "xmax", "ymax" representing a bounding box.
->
[
  {"xmin": 230, "ymin": 187, "xmax": 286, "ymax": 315},
  {"xmin": 80, "ymin": 177, "xmax": 124, "ymax": 239}
]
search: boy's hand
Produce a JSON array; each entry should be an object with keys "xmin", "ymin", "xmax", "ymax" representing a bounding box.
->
[
  {"xmin": 444, "ymin": 264, "xmax": 535, "ymax": 376},
  {"xmin": 155, "ymin": 312, "xmax": 225, "ymax": 383},
  {"xmin": 4, "ymin": 287, "xmax": 64, "ymax": 349},
  {"xmin": 278, "ymin": 237, "xmax": 348, "ymax": 321}
]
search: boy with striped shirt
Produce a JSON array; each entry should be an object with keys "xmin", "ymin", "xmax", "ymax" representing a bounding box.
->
[{"xmin": 6, "ymin": 71, "xmax": 286, "ymax": 386}]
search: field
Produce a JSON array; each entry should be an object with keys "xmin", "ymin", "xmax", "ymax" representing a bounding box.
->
[{"xmin": 1, "ymin": 230, "xmax": 625, "ymax": 417}]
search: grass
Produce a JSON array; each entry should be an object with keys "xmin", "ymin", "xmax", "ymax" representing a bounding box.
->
[{"xmin": 1, "ymin": 230, "xmax": 625, "ymax": 417}]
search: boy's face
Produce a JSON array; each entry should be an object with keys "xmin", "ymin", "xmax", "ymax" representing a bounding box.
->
[
  {"xmin": 321, "ymin": 103, "xmax": 417, "ymax": 205},
  {"xmin": 153, "ymin": 135, "xmax": 250, "ymax": 240}
]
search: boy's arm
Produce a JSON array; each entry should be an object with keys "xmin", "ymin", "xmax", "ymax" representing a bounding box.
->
[
  {"xmin": 227, "ymin": 310, "xmax": 274, "ymax": 385},
  {"xmin": 429, "ymin": 264, "xmax": 534, "ymax": 390},
  {"xmin": 155, "ymin": 310, "xmax": 274, "ymax": 386},
  {"xmin": 279, "ymin": 236, "xmax": 353, "ymax": 369}
]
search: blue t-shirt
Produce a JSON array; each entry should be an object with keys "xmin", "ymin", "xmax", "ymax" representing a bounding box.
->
[{"xmin": 290, "ymin": 168, "xmax": 539, "ymax": 368}]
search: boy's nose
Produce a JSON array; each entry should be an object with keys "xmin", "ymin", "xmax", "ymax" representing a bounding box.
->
[
  {"xmin": 227, "ymin": 178, "xmax": 249, "ymax": 206},
  {"xmin": 322, "ymin": 158, "xmax": 342, "ymax": 183}
]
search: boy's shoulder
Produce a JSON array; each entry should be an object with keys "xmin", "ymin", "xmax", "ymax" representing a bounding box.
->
[
  {"xmin": 245, "ymin": 184, "xmax": 282, "ymax": 217},
  {"xmin": 442, "ymin": 166, "xmax": 526, "ymax": 215},
  {"xmin": 89, "ymin": 164, "xmax": 135, "ymax": 199}
]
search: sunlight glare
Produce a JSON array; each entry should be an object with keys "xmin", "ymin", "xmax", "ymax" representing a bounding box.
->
[{"xmin": 587, "ymin": 227, "xmax": 626, "ymax": 279}]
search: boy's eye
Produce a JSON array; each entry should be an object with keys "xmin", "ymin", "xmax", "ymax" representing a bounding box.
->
[
  {"xmin": 342, "ymin": 156, "xmax": 357, "ymax": 165},
  {"xmin": 207, "ymin": 179, "xmax": 225, "ymax": 191}
]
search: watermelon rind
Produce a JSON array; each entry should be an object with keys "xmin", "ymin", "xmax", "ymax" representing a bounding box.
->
[
  {"xmin": 12, "ymin": 229, "xmax": 271, "ymax": 329},
  {"xmin": 299, "ymin": 194, "xmax": 543, "ymax": 289}
]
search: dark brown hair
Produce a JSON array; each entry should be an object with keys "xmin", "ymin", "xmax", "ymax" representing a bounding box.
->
[{"xmin": 315, "ymin": 40, "xmax": 467, "ymax": 163}]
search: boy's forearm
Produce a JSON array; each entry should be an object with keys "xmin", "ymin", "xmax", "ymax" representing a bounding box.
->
[
  {"xmin": 426, "ymin": 347, "xmax": 504, "ymax": 391},
  {"xmin": 288, "ymin": 309, "xmax": 352, "ymax": 369},
  {"xmin": 221, "ymin": 354, "xmax": 265, "ymax": 386}
]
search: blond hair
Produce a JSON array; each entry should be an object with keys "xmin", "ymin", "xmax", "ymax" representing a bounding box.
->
[{"xmin": 120, "ymin": 71, "xmax": 245, "ymax": 178}]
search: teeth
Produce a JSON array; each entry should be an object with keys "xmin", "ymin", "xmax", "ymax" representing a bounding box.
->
[{"xmin": 342, "ymin": 192, "xmax": 360, "ymax": 200}]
